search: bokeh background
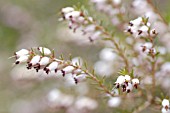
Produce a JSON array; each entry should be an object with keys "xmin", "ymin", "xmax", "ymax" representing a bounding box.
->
[{"xmin": 0, "ymin": 0, "xmax": 170, "ymax": 113}]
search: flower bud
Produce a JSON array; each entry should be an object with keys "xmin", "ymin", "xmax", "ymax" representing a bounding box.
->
[
  {"xmin": 162, "ymin": 99, "xmax": 170, "ymax": 109},
  {"xmin": 65, "ymin": 11, "xmax": 81, "ymax": 20},
  {"xmin": 39, "ymin": 57, "xmax": 50, "ymax": 66},
  {"xmin": 28, "ymin": 55, "xmax": 41, "ymax": 69},
  {"xmin": 150, "ymin": 29, "xmax": 157, "ymax": 37},
  {"xmin": 45, "ymin": 61, "xmax": 58, "ymax": 74},
  {"xmin": 38, "ymin": 47, "xmax": 52, "ymax": 56},
  {"xmin": 61, "ymin": 7, "xmax": 74, "ymax": 14},
  {"xmin": 126, "ymin": 83, "xmax": 133, "ymax": 93},
  {"xmin": 124, "ymin": 75, "xmax": 131, "ymax": 82},
  {"xmin": 132, "ymin": 78, "xmax": 140, "ymax": 89},
  {"xmin": 73, "ymin": 73, "xmax": 87, "ymax": 84},
  {"xmin": 15, "ymin": 49, "xmax": 29, "ymax": 58},
  {"xmin": 115, "ymin": 75, "xmax": 125, "ymax": 88},
  {"xmin": 15, "ymin": 55, "xmax": 29, "ymax": 64}
]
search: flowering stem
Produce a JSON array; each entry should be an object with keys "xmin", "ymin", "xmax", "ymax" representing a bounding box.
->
[
  {"xmin": 58, "ymin": 60, "xmax": 115, "ymax": 96},
  {"xmin": 85, "ymin": 71, "xmax": 115, "ymax": 96},
  {"xmin": 95, "ymin": 25, "xmax": 130, "ymax": 72},
  {"xmin": 109, "ymin": 38, "xmax": 130, "ymax": 72},
  {"xmin": 151, "ymin": 58, "xmax": 156, "ymax": 101},
  {"xmin": 148, "ymin": 34, "xmax": 157, "ymax": 102}
]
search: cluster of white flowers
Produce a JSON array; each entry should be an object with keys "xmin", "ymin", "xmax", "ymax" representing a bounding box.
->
[
  {"xmin": 13, "ymin": 47, "xmax": 87, "ymax": 84},
  {"xmin": 125, "ymin": 17, "xmax": 157, "ymax": 38},
  {"xmin": 91, "ymin": 0, "xmax": 124, "ymax": 26},
  {"xmin": 162, "ymin": 99, "xmax": 170, "ymax": 113},
  {"xmin": 141, "ymin": 42, "xmax": 156, "ymax": 55},
  {"xmin": 114, "ymin": 75, "xmax": 139, "ymax": 93},
  {"xmin": 60, "ymin": 7, "xmax": 104, "ymax": 42}
]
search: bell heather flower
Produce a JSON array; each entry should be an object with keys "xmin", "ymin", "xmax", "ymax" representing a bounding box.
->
[
  {"xmin": 14, "ymin": 49, "xmax": 29, "ymax": 58},
  {"xmin": 15, "ymin": 55, "xmax": 29, "ymax": 64},
  {"xmin": 27, "ymin": 55, "xmax": 41, "ymax": 69},
  {"xmin": 61, "ymin": 7, "xmax": 74, "ymax": 14},
  {"xmin": 60, "ymin": 7, "xmax": 110, "ymax": 42},
  {"xmin": 12, "ymin": 47, "xmax": 87, "ymax": 84},
  {"xmin": 73, "ymin": 73, "xmax": 87, "ymax": 84},
  {"xmin": 132, "ymin": 78, "xmax": 140, "ymax": 89},
  {"xmin": 115, "ymin": 75, "xmax": 125, "ymax": 88},
  {"xmin": 39, "ymin": 57, "xmax": 50, "ymax": 66},
  {"xmin": 124, "ymin": 75, "xmax": 131, "ymax": 82},
  {"xmin": 125, "ymin": 17, "xmax": 157, "ymax": 38},
  {"xmin": 44, "ymin": 61, "xmax": 58, "ymax": 74},
  {"xmin": 162, "ymin": 99, "xmax": 170, "ymax": 112},
  {"xmin": 38, "ymin": 47, "xmax": 52, "ymax": 56},
  {"xmin": 126, "ymin": 83, "xmax": 133, "ymax": 93},
  {"xmin": 114, "ymin": 74, "xmax": 139, "ymax": 93}
]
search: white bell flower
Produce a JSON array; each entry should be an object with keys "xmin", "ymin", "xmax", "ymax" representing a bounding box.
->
[
  {"xmin": 115, "ymin": 75, "xmax": 125, "ymax": 88},
  {"xmin": 129, "ymin": 17, "xmax": 142, "ymax": 26},
  {"xmin": 15, "ymin": 55, "xmax": 29, "ymax": 64},
  {"xmin": 126, "ymin": 83, "xmax": 133, "ymax": 93},
  {"xmin": 65, "ymin": 11, "xmax": 81, "ymax": 20},
  {"xmin": 45, "ymin": 61, "xmax": 58, "ymax": 74},
  {"xmin": 38, "ymin": 47, "xmax": 52, "ymax": 56},
  {"xmin": 162, "ymin": 99, "xmax": 170, "ymax": 108},
  {"xmin": 124, "ymin": 75, "xmax": 131, "ymax": 82},
  {"xmin": 61, "ymin": 7, "xmax": 74, "ymax": 14},
  {"xmin": 15, "ymin": 49, "xmax": 29, "ymax": 58},
  {"xmin": 29, "ymin": 55, "xmax": 41, "ymax": 65},
  {"xmin": 39, "ymin": 57, "xmax": 50, "ymax": 66},
  {"xmin": 132, "ymin": 78, "xmax": 140, "ymax": 88}
]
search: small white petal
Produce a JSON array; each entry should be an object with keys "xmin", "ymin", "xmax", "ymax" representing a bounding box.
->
[
  {"xmin": 62, "ymin": 66, "xmax": 75, "ymax": 73},
  {"xmin": 132, "ymin": 78, "xmax": 140, "ymax": 85},
  {"xmin": 139, "ymin": 25, "xmax": 149, "ymax": 32},
  {"xmin": 150, "ymin": 29, "xmax": 157, "ymax": 37},
  {"xmin": 124, "ymin": 75, "xmax": 131, "ymax": 82},
  {"xmin": 39, "ymin": 57, "xmax": 50, "ymax": 65},
  {"xmin": 65, "ymin": 11, "xmax": 81, "ymax": 20},
  {"xmin": 30, "ymin": 55, "xmax": 41, "ymax": 65},
  {"xmin": 126, "ymin": 83, "xmax": 133, "ymax": 92},
  {"xmin": 16, "ymin": 55, "xmax": 29, "ymax": 64},
  {"xmin": 15, "ymin": 49, "xmax": 29, "ymax": 57},
  {"xmin": 73, "ymin": 73, "xmax": 87, "ymax": 83},
  {"xmin": 130, "ymin": 17, "xmax": 142, "ymax": 26},
  {"xmin": 143, "ymin": 42, "xmax": 153, "ymax": 49},
  {"xmin": 48, "ymin": 61, "xmax": 58, "ymax": 71},
  {"xmin": 162, "ymin": 99, "xmax": 170, "ymax": 107},
  {"xmin": 72, "ymin": 57, "xmax": 83, "ymax": 67},
  {"xmin": 38, "ymin": 47, "xmax": 51, "ymax": 56},
  {"xmin": 61, "ymin": 7, "xmax": 74, "ymax": 14},
  {"xmin": 115, "ymin": 75, "xmax": 125, "ymax": 85}
]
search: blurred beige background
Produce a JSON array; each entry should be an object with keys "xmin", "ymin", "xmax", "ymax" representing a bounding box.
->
[{"xmin": 0, "ymin": 0, "xmax": 170, "ymax": 113}]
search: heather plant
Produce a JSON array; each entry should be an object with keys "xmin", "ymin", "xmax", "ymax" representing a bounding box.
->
[{"xmin": 10, "ymin": 0, "xmax": 170, "ymax": 113}]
